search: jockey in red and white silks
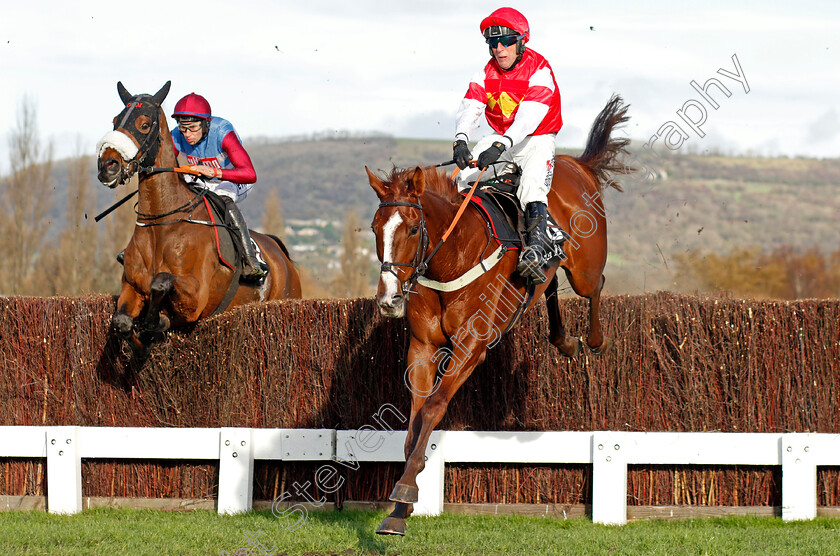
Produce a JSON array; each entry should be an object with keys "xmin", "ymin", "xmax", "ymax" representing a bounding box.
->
[
  {"xmin": 454, "ymin": 24, "xmax": 562, "ymax": 209},
  {"xmin": 452, "ymin": 7, "xmax": 564, "ymax": 284}
]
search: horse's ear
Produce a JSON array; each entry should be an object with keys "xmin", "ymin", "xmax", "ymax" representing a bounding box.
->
[
  {"xmin": 152, "ymin": 81, "xmax": 171, "ymax": 106},
  {"xmin": 117, "ymin": 81, "xmax": 133, "ymax": 105},
  {"xmin": 408, "ymin": 166, "xmax": 426, "ymax": 197},
  {"xmin": 366, "ymin": 166, "xmax": 388, "ymax": 199}
]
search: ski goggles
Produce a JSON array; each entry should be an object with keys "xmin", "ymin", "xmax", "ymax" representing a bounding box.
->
[{"xmin": 486, "ymin": 35, "xmax": 521, "ymax": 48}]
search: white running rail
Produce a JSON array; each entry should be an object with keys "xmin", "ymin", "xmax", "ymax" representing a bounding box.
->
[{"xmin": 2, "ymin": 427, "xmax": 839, "ymax": 524}]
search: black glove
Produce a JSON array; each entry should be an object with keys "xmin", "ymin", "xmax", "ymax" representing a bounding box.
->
[
  {"xmin": 452, "ymin": 139, "xmax": 471, "ymax": 170},
  {"xmin": 476, "ymin": 141, "xmax": 506, "ymax": 169}
]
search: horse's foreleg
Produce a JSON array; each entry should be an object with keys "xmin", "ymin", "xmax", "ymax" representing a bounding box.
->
[
  {"xmin": 545, "ymin": 274, "xmax": 580, "ymax": 358},
  {"xmin": 391, "ymin": 342, "xmax": 487, "ymax": 504},
  {"xmin": 376, "ymin": 501, "xmax": 414, "ymax": 536},
  {"xmin": 399, "ymin": 339, "xmax": 441, "ymax": 460},
  {"xmin": 113, "ymin": 283, "xmax": 146, "ymax": 352},
  {"xmin": 143, "ymin": 272, "xmax": 175, "ymax": 332},
  {"xmin": 376, "ymin": 342, "xmax": 434, "ymax": 536}
]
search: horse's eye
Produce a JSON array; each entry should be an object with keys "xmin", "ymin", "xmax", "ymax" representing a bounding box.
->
[{"xmin": 409, "ymin": 226, "xmax": 419, "ymax": 236}]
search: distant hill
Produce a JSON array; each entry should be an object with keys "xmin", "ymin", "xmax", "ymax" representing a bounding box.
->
[{"xmin": 43, "ymin": 138, "xmax": 840, "ymax": 295}]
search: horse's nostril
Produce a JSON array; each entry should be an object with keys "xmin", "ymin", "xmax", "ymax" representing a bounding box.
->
[{"xmin": 99, "ymin": 159, "xmax": 120, "ymax": 177}]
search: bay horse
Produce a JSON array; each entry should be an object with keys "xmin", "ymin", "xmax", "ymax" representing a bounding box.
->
[
  {"xmin": 97, "ymin": 81, "xmax": 301, "ymax": 351},
  {"xmin": 367, "ymin": 95, "xmax": 630, "ymax": 535}
]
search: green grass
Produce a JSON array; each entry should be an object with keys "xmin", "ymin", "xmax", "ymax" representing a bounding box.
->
[{"xmin": 1, "ymin": 509, "xmax": 840, "ymax": 555}]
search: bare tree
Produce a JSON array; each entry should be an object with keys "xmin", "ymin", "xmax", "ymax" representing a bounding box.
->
[
  {"xmin": 259, "ymin": 186, "xmax": 286, "ymax": 240},
  {"xmin": 100, "ymin": 174, "xmax": 139, "ymax": 294},
  {"xmin": 0, "ymin": 96, "xmax": 55, "ymax": 294},
  {"xmin": 333, "ymin": 208, "xmax": 372, "ymax": 298},
  {"xmin": 43, "ymin": 140, "xmax": 117, "ymax": 295}
]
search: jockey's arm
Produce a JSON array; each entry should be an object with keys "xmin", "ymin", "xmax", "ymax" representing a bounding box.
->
[
  {"xmin": 217, "ymin": 132, "xmax": 257, "ymax": 184},
  {"xmin": 503, "ymin": 101, "xmax": 549, "ymax": 147},
  {"xmin": 454, "ymin": 68, "xmax": 488, "ymax": 142}
]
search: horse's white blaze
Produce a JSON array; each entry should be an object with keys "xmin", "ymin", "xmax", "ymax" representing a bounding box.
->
[
  {"xmin": 96, "ymin": 130, "xmax": 140, "ymax": 161},
  {"xmin": 380, "ymin": 212, "xmax": 403, "ymax": 302}
]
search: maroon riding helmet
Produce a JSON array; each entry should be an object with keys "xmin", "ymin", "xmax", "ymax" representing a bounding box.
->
[{"xmin": 172, "ymin": 93, "xmax": 212, "ymax": 138}]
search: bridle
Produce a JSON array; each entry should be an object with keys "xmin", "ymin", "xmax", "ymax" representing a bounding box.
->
[
  {"xmin": 373, "ymin": 164, "xmax": 496, "ymax": 298},
  {"xmin": 376, "ymin": 200, "xmax": 430, "ymax": 295},
  {"xmin": 110, "ymin": 96, "xmax": 165, "ymax": 186}
]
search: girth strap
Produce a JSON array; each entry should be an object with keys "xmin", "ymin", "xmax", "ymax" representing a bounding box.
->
[{"xmin": 416, "ymin": 244, "xmax": 505, "ymax": 292}]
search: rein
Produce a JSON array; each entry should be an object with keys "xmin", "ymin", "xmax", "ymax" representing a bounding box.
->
[
  {"xmin": 93, "ymin": 165, "xmax": 203, "ymax": 223},
  {"xmin": 134, "ymin": 187, "xmax": 209, "ymax": 224}
]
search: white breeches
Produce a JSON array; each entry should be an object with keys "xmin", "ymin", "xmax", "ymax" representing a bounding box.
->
[
  {"xmin": 188, "ymin": 176, "xmax": 253, "ymax": 203},
  {"xmin": 457, "ymin": 133, "xmax": 556, "ymax": 210}
]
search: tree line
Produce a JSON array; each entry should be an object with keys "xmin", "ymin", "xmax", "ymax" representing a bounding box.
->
[{"xmin": 675, "ymin": 246, "xmax": 840, "ymax": 299}]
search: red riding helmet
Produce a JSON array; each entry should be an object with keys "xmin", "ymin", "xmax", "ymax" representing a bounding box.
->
[
  {"xmin": 480, "ymin": 7, "xmax": 530, "ymax": 44},
  {"xmin": 171, "ymin": 93, "xmax": 212, "ymax": 120}
]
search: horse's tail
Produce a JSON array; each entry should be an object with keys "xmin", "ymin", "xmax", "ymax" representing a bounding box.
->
[
  {"xmin": 267, "ymin": 234, "xmax": 294, "ymax": 263},
  {"xmin": 578, "ymin": 94, "xmax": 631, "ymax": 192}
]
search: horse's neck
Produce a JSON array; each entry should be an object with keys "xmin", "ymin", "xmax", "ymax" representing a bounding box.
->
[
  {"xmin": 423, "ymin": 192, "xmax": 487, "ymax": 277},
  {"xmin": 137, "ymin": 140, "xmax": 192, "ymax": 216}
]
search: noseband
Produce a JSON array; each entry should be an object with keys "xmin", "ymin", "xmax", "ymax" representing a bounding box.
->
[{"xmin": 376, "ymin": 201, "xmax": 430, "ymax": 295}]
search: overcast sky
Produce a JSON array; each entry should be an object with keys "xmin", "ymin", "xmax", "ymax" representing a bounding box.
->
[{"xmin": 1, "ymin": 0, "xmax": 838, "ymax": 174}]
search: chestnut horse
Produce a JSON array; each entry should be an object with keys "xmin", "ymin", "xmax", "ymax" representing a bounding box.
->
[
  {"xmin": 367, "ymin": 95, "xmax": 630, "ymax": 535},
  {"xmin": 97, "ymin": 81, "xmax": 301, "ymax": 351}
]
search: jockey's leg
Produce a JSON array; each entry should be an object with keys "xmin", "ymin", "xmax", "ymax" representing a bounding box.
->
[
  {"xmin": 513, "ymin": 134, "xmax": 557, "ymax": 284},
  {"xmin": 222, "ymin": 195, "xmax": 267, "ymax": 281},
  {"xmin": 208, "ymin": 180, "xmax": 266, "ymax": 282}
]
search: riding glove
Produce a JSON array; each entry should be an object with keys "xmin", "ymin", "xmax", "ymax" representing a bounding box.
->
[
  {"xmin": 453, "ymin": 139, "xmax": 471, "ymax": 170},
  {"xmin": 476, "ymin": 141, "xmax": 506, "ymax": 169}
]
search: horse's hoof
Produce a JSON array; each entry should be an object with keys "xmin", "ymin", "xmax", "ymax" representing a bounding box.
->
[
  {"xmin": 557, "ymin": 336, "xmax": 581, "ymax": 359},
  {"xmin": 590, "ymin": 337, "xmax": 613, "ymax": 356},
  {"xmin": 112, "ymin": 313, "xmax": 134, "ymax": 338},
  {"xmin": 152, "ymin": 314, "xmax": 170, "ymax": 333},
  {"xmin": 376, "ymin": 516, "xmax": 406, "ymax": 536},
  {"xmin": 389, "ymin": 483, "xmax": 419, "ymax": 504},
  {"xmin": 138, "ymin": 329, "xmax": 166, "ymax": 346}
]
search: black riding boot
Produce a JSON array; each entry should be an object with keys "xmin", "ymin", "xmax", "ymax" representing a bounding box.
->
[
  {"xmin": 224, "ymin": 197, "xmax": 267, "ymax": 282},
  {"xmin": 517, "ymin": 201, "xmax": 550, "ymax": 285}
]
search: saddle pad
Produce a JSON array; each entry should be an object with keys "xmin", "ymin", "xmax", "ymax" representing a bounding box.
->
[
  {"xmin": 464, "ymin": 188, "xmax": 570, "ymax": 265},
  {"xmin": 462, "ymin": 190, "xmax": 520, "ymax": 250}
]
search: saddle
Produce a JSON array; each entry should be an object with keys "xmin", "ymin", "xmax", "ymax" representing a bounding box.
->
[
  {"xmin": 465, "ymin": 168, "xmax": 569, "ymax": 266},
  {"xmin": 190, "ymin": 185, "xmax": 268, "ymax": 278}
]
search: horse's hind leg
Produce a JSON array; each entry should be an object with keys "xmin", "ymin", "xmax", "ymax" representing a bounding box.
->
[
  {"xmin": 545, "ymin": 274, "xmax": 580, "ymax": 358},
  {"xmin": 565, "ymin": 269, "xmax": 611, "ymax": 354},
  {"xmin": 585, "ymin": 274, "xmax": 611, "ymax": 354}
]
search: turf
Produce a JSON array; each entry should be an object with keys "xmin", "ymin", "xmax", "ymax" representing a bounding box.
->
[{"xmin": 1, "ymin": 509, "xmax": 839, "ymax": 555}]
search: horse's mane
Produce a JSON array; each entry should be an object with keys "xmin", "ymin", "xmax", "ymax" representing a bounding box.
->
[{"xmin": 383, "ymin": 166, "xmax": 462, "ymax": 205}]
